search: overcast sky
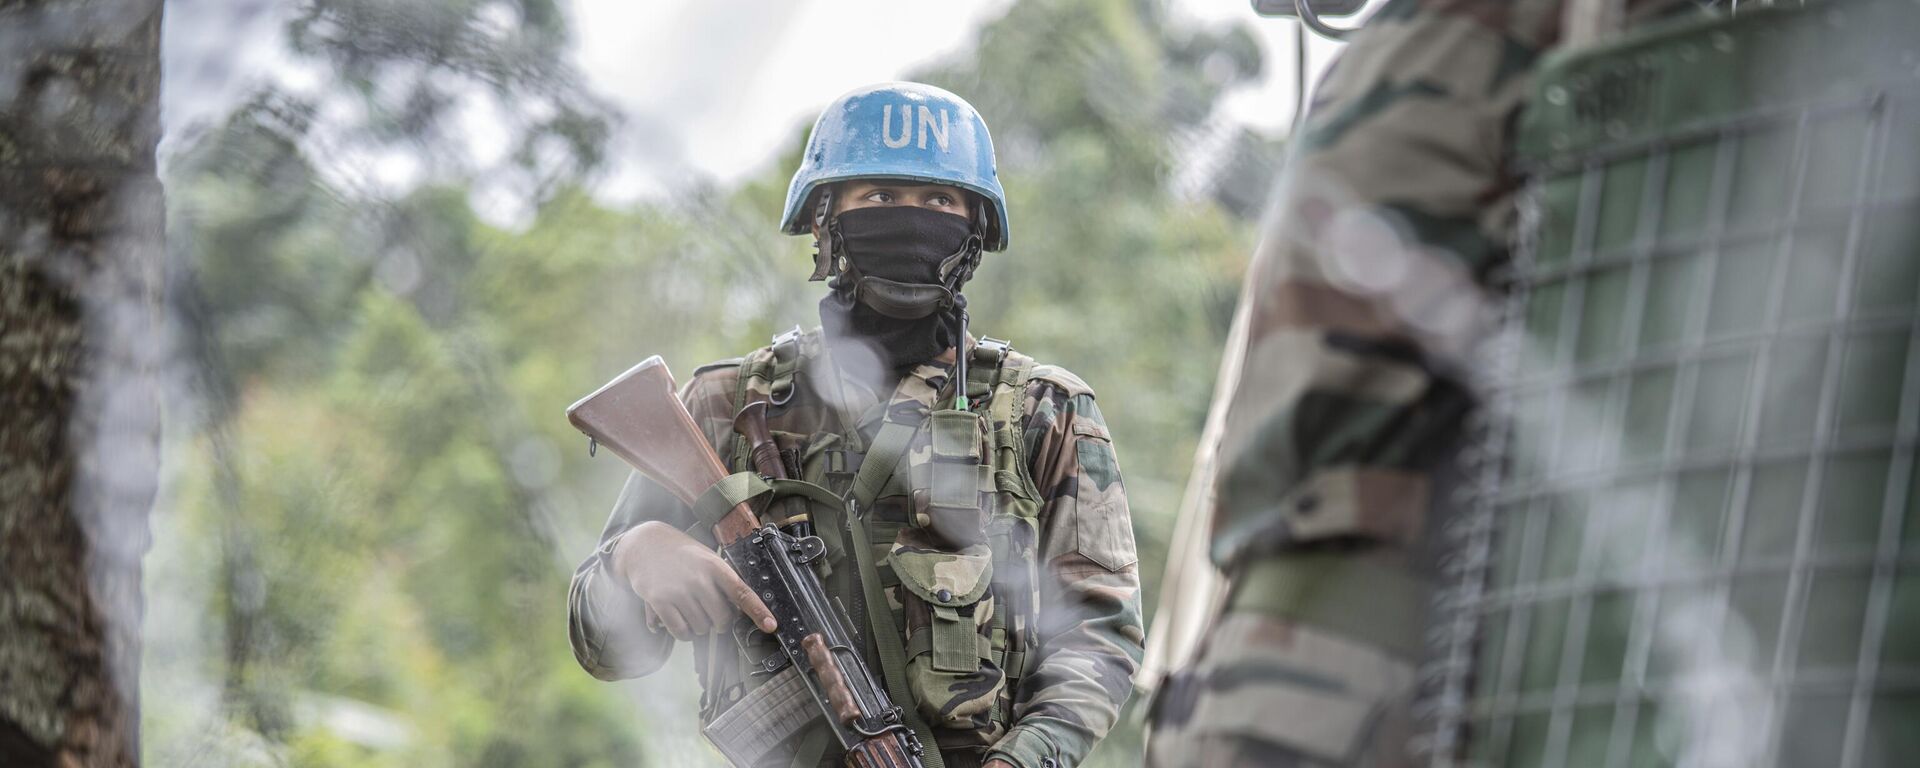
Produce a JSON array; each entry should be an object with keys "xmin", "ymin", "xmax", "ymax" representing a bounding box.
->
[
  {"xmin": 162, "ymin": 0, "xmax": 1354, "ymax": 207},
  {"xmin": 568, "ymin": 0, "xmax": 1350, "ymax": 200}
]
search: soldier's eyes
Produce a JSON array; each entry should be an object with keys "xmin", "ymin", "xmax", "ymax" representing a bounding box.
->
[
  {"xmin": 864, "ymin": 191, "xmax": 894, "ymax": 204},
  {"xmin": 929, "ymin": 194, "xmax": 955, "ymax": 207}
]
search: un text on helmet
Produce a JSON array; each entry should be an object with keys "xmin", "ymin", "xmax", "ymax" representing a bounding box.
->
[{"xmin": 881, "ymin": 104, "xmax": 952, "ymax": 152}]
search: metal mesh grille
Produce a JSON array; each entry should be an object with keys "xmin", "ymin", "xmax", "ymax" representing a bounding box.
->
[{"xmin": 1425, "ymin": 3, "xmax": 1920, "ymax": 766}]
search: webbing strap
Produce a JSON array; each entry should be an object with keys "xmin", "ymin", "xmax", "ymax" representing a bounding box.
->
[
  {"xmin": 979, "ymin": 349, "xmax": 1041, "ymax": 699},
  {"xmin": 1225, "ymin": 551, "xmax": 1430, "ymax": 660},
  {"xmin": 987, "ymin": 352, "xmax": 1039, "ymax": 503},
  {"xmin": 768, "ymin": 325, "xmax": 805, "ymax": 405},
  {"xmin": 851, "ymin": 418, "xmax": 919, "ymax": 511},
  {"xmin": 764, "ymin": 477, "xmax": 845, "ymax": 512},
  {"xmin": 768, "ymin": 478, "xmax": 849, "ymax": 563},
  {"xmin": 905, "ymin": 630, "xmax": 994, "ymax": 663},
  {"xmin": 967, "ymin": 338, "xmax": 1009, "ymax": 400},
  {"xmin": 788, "ymin": 724, "xmax": 830, "ymax": 768},
  {"xmin": 844, "ymin": 417, "xmax": 946, "ymax": 768},
  {"xmin": 692, "ymin": 472, "xmax": 772, "ymax": 528}
]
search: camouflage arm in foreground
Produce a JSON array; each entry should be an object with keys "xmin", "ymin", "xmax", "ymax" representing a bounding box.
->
[
  {"xmin": 566, "ymin": 366, "xmax": 741, "ymax": 680},
  {"xmin": 987, "ymin": 372, "xmax": 1147, "ymax": 768},
  {"xmin": 1210, "ymin": 0, "xmax": 1707, "ymax": 566},
  {"xmin": 1162, "ymin": 5, "xmax": 1557, "ymax": 761},
  {"xmin": 1207, "ymin": 0, "xmax": 1591, "ymax": 567},
  {"xmin": 1155, "ymin": 2, "xmax": 1703, "ymax": 765}
]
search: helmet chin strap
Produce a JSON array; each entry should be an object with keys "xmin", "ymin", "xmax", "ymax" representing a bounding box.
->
[
  {"xmin": 836, "ymin": 228, "xmax": 982, "ymax": 318},
  {"xmin": 809, "ymin": 187, "xmax": 838, "ymax": 282},
  {"xmin": 851, "ymin": 276, "xmax": 956, "ymax": 320}
]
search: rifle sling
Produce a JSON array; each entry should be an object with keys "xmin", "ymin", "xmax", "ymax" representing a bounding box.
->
[
  {"xmin": 846, "ymin": 415, "xmax": 947, "ymax": 768},
  {"xmin": 689, "ymin": 471, "xmax": 774, "ymax": 545},
  {"xmin": 789, "ymin": 723, "xmax": 830, "ymax": 768}
]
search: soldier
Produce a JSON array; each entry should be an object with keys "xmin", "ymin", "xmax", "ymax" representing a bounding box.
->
[
  {"xmin": 1144, "ymin": 1, "xmax": 1707, "ymax": 766},
  {"xmin": 568, "ymin": 82, "xmax": 1144, "ymax": 768}
]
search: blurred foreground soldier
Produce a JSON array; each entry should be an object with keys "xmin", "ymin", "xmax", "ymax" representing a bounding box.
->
[
  {"xmin": 1144, "ymin": 1, "xmax": 1708, "ymax": 766},
  {"xmin": 568, "ymin": 82, "xmax": 1144, "ymax": 768}
]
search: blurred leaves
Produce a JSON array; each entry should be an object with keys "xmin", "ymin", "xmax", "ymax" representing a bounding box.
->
[
  {"xmin": 150, "ymin": 0, "xmax": 1281, "ymax": 766},
  {"xmin": 286, "ymin": 0, "xmax": 614, "ymax": 193}
]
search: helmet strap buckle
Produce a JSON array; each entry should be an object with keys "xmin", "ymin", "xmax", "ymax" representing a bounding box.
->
[{"xmin": 808, "ymin": 187, "xmax": 838, "ymax": 281}]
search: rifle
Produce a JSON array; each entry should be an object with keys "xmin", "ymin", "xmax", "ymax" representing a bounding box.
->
[{"xmin": 567, "ymin": 357, "xmax": 926, "ymax": 768}]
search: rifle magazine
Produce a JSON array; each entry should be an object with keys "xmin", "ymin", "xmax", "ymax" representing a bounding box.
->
[{"xmin": 702, "ymin": 665, "xmax": 819, "ymax": 767}]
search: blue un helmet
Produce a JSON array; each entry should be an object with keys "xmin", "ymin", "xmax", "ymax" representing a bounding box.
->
[{"xmin": 781, "ymin": 82, "xmax": 1010, "ymax": 261}]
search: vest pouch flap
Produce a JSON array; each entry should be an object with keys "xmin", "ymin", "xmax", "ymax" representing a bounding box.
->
[
  {"xmin": 890, "ymin": 542, "xmax": 1005, "ymax": 729},
  {"xmin": 929, "ymin": 409, "xmax": 983, "ymax": 462},
  {"xmin": 892, "ymin": 544, "xmax": 993, "ymax": 673},
  {"xmin": 891, "ymin": 543, "xmax": 993, "ymax": 608}
]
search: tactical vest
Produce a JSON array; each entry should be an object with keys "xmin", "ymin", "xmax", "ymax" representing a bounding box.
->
[{"xmin": 688, "ymin": 327, "xmax": 1048, "ymax": 768}]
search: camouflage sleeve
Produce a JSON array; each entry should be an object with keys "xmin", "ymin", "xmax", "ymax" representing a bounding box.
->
[
  {"xmin": 1204, "ymin": 0, "xmax": 1596, "ymax": 566},
  {"xmin": 567, "ymin": 363, "xmax": 741, "ymax": 680},
  {"xmin": 987, "ymin": 370, "xmax": 1146, "ymax": 768},
  {"xmin": 1151, "ymin": 3, "xmax": 1710, "ymax": 764}
]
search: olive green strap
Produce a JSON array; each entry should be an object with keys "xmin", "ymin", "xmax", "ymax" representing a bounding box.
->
[
  {"xmin": 767, "ymin": 478, "xmax": 849, "ymax": 564},
  {"xmin": 851, "ymin": 416, "xmax": 918, "ymax": 511},
  {"xmin": 988, "ymin": 352, "xmax": 1039, "ymax": 503},
  {"xmin": 1226, "ymin": 551, "xmax": 1430, "ymax": 660},
  {"xmin": 846, "ymin": 418, "xmax": 946, "ymax": 768},
  {"xmin": 788, "ymin": 723, "xmax": 830, "ymax": 768},
  {"xmin": 905, "ymin": 629, "xmax": 994, "ymax": 664},
  {"xmin": 764, "ymin": 477, "xmax": 846, "ymax": 513},
  {"xmin": 967, "ymin": 337, "xmax": 1009, "ymax": 399},
  {"xmin": 687, "ymin": 472, "xmax": 773, "ymax": 543},
  {"xmin": 767, "ymin": 326, "xmax": 805, "ymax": 405}
]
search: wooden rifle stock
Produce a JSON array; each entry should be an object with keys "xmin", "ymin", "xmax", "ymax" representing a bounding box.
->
[{"xmin": 565, "ymin": 356, "xmax": 759, "ymax": 543}]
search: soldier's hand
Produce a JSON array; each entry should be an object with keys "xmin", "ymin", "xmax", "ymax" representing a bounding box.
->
[{"xmin": 611, "ymin": 521, "xmax": 779, "ymax": 641}]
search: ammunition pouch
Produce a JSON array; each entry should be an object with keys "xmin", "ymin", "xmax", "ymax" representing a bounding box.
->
[{"xmin": 893, "ymin": 544, "xmax": 1003, "ymax": 730}]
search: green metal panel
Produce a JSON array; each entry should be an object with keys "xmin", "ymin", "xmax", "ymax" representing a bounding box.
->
[{"xmin": 1426, "ymin": 2, "xmax": 1920, "ymax": 767}]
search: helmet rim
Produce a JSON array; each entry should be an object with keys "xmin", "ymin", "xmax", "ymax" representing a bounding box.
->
[
  {"xmin": 780, "ymin": 82, "xmax": 1010, "ymax": 251},
  {"xmin": 780, "ymin": 172, "xmax": 1008, "ymax": 248}
]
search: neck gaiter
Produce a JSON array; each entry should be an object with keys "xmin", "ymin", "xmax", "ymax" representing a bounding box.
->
[{"xmin": 818, "ymin": 206, "xmax": 979, "ymax": 371}]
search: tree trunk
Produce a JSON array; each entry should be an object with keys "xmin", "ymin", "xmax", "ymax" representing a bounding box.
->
[{"xmin": 0, "ymin": 1, "xmax": 166, "ymax": 766}]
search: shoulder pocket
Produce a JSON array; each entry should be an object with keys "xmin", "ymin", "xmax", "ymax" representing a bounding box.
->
[{"xmin": 1071, "ymin": 431, "xmax": 1138, "ymax": 571}]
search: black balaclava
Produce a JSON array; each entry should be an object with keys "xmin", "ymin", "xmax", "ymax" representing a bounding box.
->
[{"xmin": 818, "ymin": 205, "xmax": 982, "ymax": 371}]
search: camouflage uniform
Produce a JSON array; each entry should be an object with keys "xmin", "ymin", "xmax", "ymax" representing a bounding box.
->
[
  {"xmin": 570, "ymin": 328, "xmax": 1144, "ymax": 768},
  {"xmin": 1146, "ymin": 1, "xmax": 1701, "ymax": 765}
]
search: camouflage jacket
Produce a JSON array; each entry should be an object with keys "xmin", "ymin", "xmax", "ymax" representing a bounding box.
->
[
  {"xmin": 1209, "ymin": 0, "xmax": 1702, "ymax": 570},
  {"xmin": 1147, "ymin": 3, "xmax": 1713, "ymax": 765},
  {"xmin": 569, "ymin": 328, "xmax": 1144, "ymax": 768}
]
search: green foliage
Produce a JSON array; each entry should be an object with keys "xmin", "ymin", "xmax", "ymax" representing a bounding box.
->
[
  {"xmin": 287, "ymin": 0, "xmax": 612, "ymax": 185},
  {"xmin": 149, "ymin": 0, "xmax": 1278, "ymax": 766}
]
